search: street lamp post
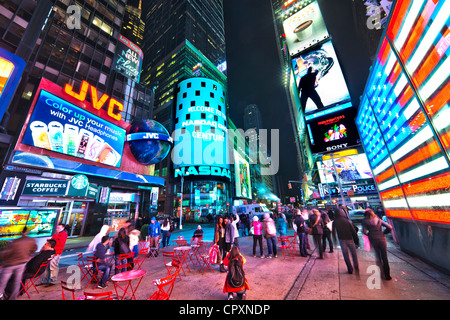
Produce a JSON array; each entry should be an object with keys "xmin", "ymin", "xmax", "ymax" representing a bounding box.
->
[{"xmin": 179, "ymin": 171, "xmax": 189, "ymax": 230}]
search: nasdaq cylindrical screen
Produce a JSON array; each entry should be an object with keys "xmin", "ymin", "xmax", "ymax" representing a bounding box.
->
[{"xmin": 172, "ymin": 77, "xmax": 230, "ymax": 180}]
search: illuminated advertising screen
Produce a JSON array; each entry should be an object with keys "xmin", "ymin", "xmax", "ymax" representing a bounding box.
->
[
  {"xmin": 112, "ymin": 34, "xmax": 143, "ymax": 83},
  {"xmin": 292, "ymin": 40, "xmax": 351, "ymax": 114},
  {"xmin": 386, "ymin": 0, "xmax": 450, "ymax": 159},
  {"xmin": 11, "ymin": 78, "xmax": 164, "ymax": 187},
  {"xmin": 21, "ymin": 89, "xmax": 126, "ymax": 168},
  {"xmin": 234, "ymin": 150, "xmax": 251, "ymax": 199},
  {"xmin": 317, "ymin": 154, "xmax": 373, "ymax": 184},
  {"xmin": 0, "ymin": 208, "xmax": 60, "ymax": 241},
  {"xmin": 306, "ymin": 106, "xmax": 360, "ymax": 154},
  {"xmin": 282, "ymin": 1, "xmax": 330, "ymax": 56},
  {"xmin": 0, "ymin": 47, "xmax": 26, "ymax": 122},
  {"xmin": 172, "ymin": 77, "xmax": 230, "ymax": 180},
  {"xmin": 356, "ymin": 35, "xmax": 450, "ymax": 224}
]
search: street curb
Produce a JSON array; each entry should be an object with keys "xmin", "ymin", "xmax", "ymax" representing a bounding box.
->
[{"xmin": 284, "ymin": 251, "xmax": 316, "ymax": 300}]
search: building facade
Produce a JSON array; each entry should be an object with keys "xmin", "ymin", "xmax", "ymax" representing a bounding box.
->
[{"xmin": 0, "ymin": 0, "xmax": 163, "ymax": 242}]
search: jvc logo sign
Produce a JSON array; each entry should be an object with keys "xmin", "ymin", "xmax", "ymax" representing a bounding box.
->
[{"xmin": 66, "ymin": 5, "xmax": 81, "ymax": 30}]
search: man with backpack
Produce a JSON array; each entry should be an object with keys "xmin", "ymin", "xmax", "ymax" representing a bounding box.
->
[{"xmin": 222, "ymin": 246, "xmax": 249, "ymax": 300}]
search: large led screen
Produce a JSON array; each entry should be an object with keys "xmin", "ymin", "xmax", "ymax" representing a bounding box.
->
[
  {"xmin": 306, "ymin": 106, "xmax": 360, "ymax": 154},
  {"xmin": 0, "ymin": 208, "xmax": 60, "ymax": 241},
  {"xmin": 21, "ymin": 89, "xmax": 126, "ymax": 168},
  {"xmin": 317, "ymin": 154, "xmax": 373, "ymax": 184},
  {"xmin": 282, "ymin": 1, "xmax": 330, "ymax": 56},
  {"xmin": 386, "ymin": 0, "xmax": 450, "ymax": 159},
  {"xmin": 292, "ymin": 40, "xmax": 351, "ymax": 114},
  {"xmin": 172, "ymin": 78, "xmax": 230, "ymax": 180},
  {"xmin": 234, "ymin": 150, "xmax": 251, "ymax": 199}
]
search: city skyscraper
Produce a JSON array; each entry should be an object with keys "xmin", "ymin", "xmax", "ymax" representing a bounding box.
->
[
  {"xmin": 141, "ymin": 0, "xmax": 229, "ymax": 216},
  {"xmin": 121, "ymin": 0, "xmax": 145, "ymax": 47}
]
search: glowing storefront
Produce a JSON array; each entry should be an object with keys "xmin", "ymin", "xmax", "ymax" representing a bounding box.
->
[{"xmin": 356, "ymin": 0, "xmax": 450, "ymax": 271}]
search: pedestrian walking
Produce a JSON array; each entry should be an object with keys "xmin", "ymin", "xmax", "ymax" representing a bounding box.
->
[
  {"xmin": 148, "ymin": 217, "xmax": 161, "ymax": 256},
  {"xmin": 333, "ymin": 209, "xmax": 359, "ymax": 274},
  {"xmin": 161, "ymin": 218, "xmax": 171, "ymax": 248},
  {"xmin": 309, "ymin": 209, "xmax": 324, "ymax": 259},
  {"xmin": 321, "ymin": 210, "xmax": 333, "ymax": 253},
  {"xmin": 262, "ymin": 213, "xmax": 277, "ymax": 258},
  {"xmin": 127, "ymin": 225, "xmax": 140, "ymax": 258},
  {"xmin": 293, "ymin": 209, "xmax": 309, "ymax": 257},
  {"xmin": 0, "ymin": 227, "xmax": 37, "ymax": 300},
  {"xmin": 223, "ymin": 246, "xmax": 249, "ymax": 300},
  {"xmin": 231, "ymin": 213, "xmax": 240, "ymax": 248},
  {"xmin": 276, "ymin": 212, "xmax": 288, "ymax": 237},
  {"xmin": 362, "ymin": 208, "xmax": 393, "ymax": 280},
  {"xmin": 214, "ymin": 215, "xmax": 227, "ymax": 272},
  {"xmin": 251, "ymin": 216, "xmax": 264, "ymax": 258},
  {"xmin": 301, "ymin": 209, "xmax": 312, "ymax": 250},
  {"xmin": 38, "ymin": 224, "xmax": 68, "ymax": 286}
]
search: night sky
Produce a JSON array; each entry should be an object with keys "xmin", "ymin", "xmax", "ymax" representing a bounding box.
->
[
  {"xmin": 222, "ymin": 0, "xmax": 382, "ymax": 201},
  {"xmin": 223, "ymin": 0, "xmax": 299, "ymax": 200}
]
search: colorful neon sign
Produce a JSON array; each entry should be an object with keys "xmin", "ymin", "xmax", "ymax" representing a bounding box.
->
[{"xmin": 64, "ymin": 81, "xmax": 123, "ymax": 121}]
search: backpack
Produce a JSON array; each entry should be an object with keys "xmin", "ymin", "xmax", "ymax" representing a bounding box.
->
[
  {"xmin": 267, "ymin": 220, "xmax": 277, "ymax": 236},
  {"xmin": 227, "ymin": 258, "xmax": 245, "ymax": 288}
]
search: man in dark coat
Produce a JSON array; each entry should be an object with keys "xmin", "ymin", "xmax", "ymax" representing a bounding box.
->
[{"xmin": 333, "ymin": 209, "xmax": 360, "ymax": 274}]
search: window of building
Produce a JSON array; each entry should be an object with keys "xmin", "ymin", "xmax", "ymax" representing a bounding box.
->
[
  {"xmin": 195, "ymin": 90, "xmax": 200, "ymax": 96},
  {"xmin": 183, "ymin": 92, "xmax": 187, "ymax": 98},
  {"xmin": 186, "ymin": 114, "xmax": 190, "ymax": 120},
  {"xmin": 201, "ymin": 113, "xmax": 206, "ymax": 119}
]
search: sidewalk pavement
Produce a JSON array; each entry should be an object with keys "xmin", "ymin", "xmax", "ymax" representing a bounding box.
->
[{"xmin": 16, "ymin": 227, "xmax": 450, "ymax": 301}]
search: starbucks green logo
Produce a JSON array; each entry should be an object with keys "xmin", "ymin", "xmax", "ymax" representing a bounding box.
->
[{"xmin": 71, "ymin": 174, "xmax": 88, "ymax": 190}]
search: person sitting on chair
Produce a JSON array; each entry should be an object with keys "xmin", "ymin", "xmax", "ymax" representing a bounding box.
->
[{"xmin": 3, "ymin": 239, "xmax": 56, "ymax": 299}]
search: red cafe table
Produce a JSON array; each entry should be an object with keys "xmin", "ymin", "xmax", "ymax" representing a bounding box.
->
[
  {"xmin": 111, "ymin": 269, "xmax": 146, "ymax": 300},
  {"xmin": 174, "ymin": 246, "xmax": 192, "ymax": 275}
]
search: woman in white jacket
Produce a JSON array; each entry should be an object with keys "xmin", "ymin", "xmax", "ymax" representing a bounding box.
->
[{"xmin": 86, "ymin": 225, "xmax": 110, "ymax": 253}]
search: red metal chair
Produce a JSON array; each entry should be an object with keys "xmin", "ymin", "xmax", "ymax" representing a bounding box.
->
[
  {"xmin": 278, "ymin": 236, "xmax": 294, "ymax": 260},
  {"xmin": 19, "ymin": 260, "xmax": 50, "ymax": 298},
  {"xmin": 288, "ymin": 235, "xmax": 300, "ymax": 256},
  {"xmin": 77, "ymin": 253, "xmax": 91, "ymax": 285},
  {"xmin": 162, "ymin": 251, "xmax": 182, "ymax": 280},
  {"xmin": 115, "ymin": 252, "xmax": 135, "ymax": 273},
  {"xmin": 134, "ymin": 248, "xmax": 149, "ymax": 270},
  {"xmin": 198, "ymin": 242, "xmax": 214, "ymax": 275},
  {"xmin": 82, "ymin": 290, "xmax": 114, "ymax": 300},
  {"xmin": 85, "ymin": 256, "xmax": 102, "ymax": 288},
  {"xmin": 147, "ymin": 270, "xmax": 179, "ymax": 300},
  {"xmin": 61, "ymin": 280, "xmax": 77, "ymax": 300},
  {"xmin": 175, "ymin": 239, "xmax": 188, "ymax": 247}
]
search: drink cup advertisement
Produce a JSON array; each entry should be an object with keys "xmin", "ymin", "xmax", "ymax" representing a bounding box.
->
[
  {"xmin": 282, "ymin": 1, "xmax": 330, "ymax": 56},
  {"xmin": 21, "ymin": 89, "xmax": 125, "ymax": 168}
]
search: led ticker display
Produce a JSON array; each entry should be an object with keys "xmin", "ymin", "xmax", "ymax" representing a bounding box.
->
[
  {"xmin": 234, "ymin": 150, "xmax": 252, "ymax": 199},
  {"xmin": 306, "ymin": 106, "xmax": 360, "ymax": 154},
  {"xmin": 356, "ymin": 31, "xmax": 450, "ymax": 224},
  {"xmin": 292, "ymin": 41, "xmax": 351, "ymax": 114},
  {"xmin": 386, "ymin": 0, "xmax": 450, "ymax": 160},
  {"xmin": 172, "ymin": 77, "xmax": 230, "ymax": 180},
  {"xmin": 282, "ymin": 1, "xmax": 330, "ymax": 56},
  {"xmin": 21, "ymin": 89, "xmax": 126, "ymax": 168}
]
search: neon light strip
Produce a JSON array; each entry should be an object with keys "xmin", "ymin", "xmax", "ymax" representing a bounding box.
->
[
  {"xmin": 419, "ymin": 55, "xmax": 450, "ymax": 101},
  {"xmin": 383, "ymin": 198, "xmax": 409, "ymax": 208},
  {"xmin": 386, "ymin": 209, "xmax": 450, "ymax": 224},
  {"xmin": 373, "ymin": 157, "xmax": 393, "ymax": 175},
  {"xmin": 376, "ymin": 167, "xmax": 396, "ymax": 184},
  {"xmin": 403, "ymin": 172, "xmax": 450, "ymax": 196},
  {"xmin": 398, "ymin": 156, "xmax": 449, "ymax": 183},
  {"xmin": 432, "ymin": 104, "xmax": 450, "ymax": 132},
  {"xmin": 394, "ymin": 0, "xmax": 425, "ymax": 51},
  {"xmin": 391, "ymin": 125, "xmax": 433, "ymax": 161},
  {"xmin": 406, "ymin": 0, "xmax": 450, "ymax": 74},
  {"xmin": 378, "ymin": 176, "xmax": 400, "ymax": 191},
  {"xmin": 395, "ymin": 140, "xmax": 441, "ymax": 174},
  {"xmin": 380, "ymin": 186, "xmax": 404, "ymax": 200},
  {"xmin": 385, "ymin": 209, "xmax": 413, "ymax": 219},
  {"xmin": 386, "ymin": 0, "xmax": 412, "ymax": 42}
]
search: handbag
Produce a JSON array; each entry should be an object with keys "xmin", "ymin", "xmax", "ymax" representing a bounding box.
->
[
  {"xmin": 326, "ymin": 221, "xmax": 333, "ymax": 231},
  {"xmin": 362, "ymin": 234, "xmax": 371, "ymax": 252},
  {"xmin": 208, "ymin": 244, "xmax": 219, "ymax": 264}
]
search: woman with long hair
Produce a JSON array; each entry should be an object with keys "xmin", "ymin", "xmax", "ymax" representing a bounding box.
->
[
  {"xmin": 223, "ymin": 246, "xmax": 249, "ymax": 300},
  {"xmin": 362, "ymin": 208, "xmax": 393, "ymax": 280},
  {"xmin": 214, "ymin": 215, "xmax": 226, "ymax": 272}
]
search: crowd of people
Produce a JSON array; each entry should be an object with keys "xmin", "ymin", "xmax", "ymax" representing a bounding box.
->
[{"xmin": 0, "ymin": 206, "xmax": 393, "ymax": 300}]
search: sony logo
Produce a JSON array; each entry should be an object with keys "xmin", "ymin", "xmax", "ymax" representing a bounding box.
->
[{"xmin": 326, "ymin": 143, "xmax": 348, "ymax": 151}]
